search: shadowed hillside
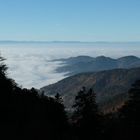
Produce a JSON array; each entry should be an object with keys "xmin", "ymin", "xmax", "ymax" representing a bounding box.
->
[{"xmin": 0, "ymin": 56, "xmax": 68, "ymax": 140}]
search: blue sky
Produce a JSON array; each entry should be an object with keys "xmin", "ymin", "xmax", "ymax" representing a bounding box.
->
[{"xmin": 0, "ymin": 0, "xmax": 140, "ymax": 41}]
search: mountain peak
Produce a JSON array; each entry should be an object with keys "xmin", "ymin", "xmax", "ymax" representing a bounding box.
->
[
  {"xmin": 96, "ymin": 56, "xmax": 112, "ymax": 60},
  {"xmin": 118, "ymin": 55, "xmax": 139, "ymax": 60}
]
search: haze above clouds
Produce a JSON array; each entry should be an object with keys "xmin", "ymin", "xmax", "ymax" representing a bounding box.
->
[{"xmin": 0, "ymin": 42, "xmax": 140, "ymax": 89}]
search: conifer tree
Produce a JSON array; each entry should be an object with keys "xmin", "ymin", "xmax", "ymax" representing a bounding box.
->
[
  {"xmin": 72, "ymin": 87, "xmax": 100, "ymax": 140},
  {"xmin": 119, "ymin": 80, "xmax": 140, "ymax": 139}
]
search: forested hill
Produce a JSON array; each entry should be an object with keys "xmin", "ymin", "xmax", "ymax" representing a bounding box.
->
[
  {"xmin": 41, "ymin": 67, "xmax": 140, "ymax": 111},
  {"xmin": 53, "ymin": 55, "xmax": 140, "ymax": 75}
]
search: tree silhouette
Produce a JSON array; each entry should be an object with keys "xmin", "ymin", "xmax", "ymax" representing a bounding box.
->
[
  {"xmin": 118, "ymin": 80, "xmax": 140, "ymax": 139},
  {"xmin": 0, "ymin": 56, "xmax": 7, "ymax": 75},
  {"xmin": 55, "ymin": 93, "xmax": 63, "ymax": 104},
  {"xmin": 72, "ymin": 87, "xmax": 100, "ymax": 140}
]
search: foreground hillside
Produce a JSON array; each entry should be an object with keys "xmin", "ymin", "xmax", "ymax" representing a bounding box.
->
[{"xmin": 41, "ymin": 67, "xmax": 140, "ymax": 111}]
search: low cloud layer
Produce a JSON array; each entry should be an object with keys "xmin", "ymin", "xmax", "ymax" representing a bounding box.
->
[{"xmin": 0, "ymin": 43, "xmax": 140, "ymax": 89}]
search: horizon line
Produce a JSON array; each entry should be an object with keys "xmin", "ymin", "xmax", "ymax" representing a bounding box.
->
[{"xmin": 0, "ymin": 40, "xmax": 140, "ymax": 44}]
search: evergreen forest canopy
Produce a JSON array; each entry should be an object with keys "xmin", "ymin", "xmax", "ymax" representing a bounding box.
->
[{"xmin": 0, "ymin": 55, "xmax": 140, "ymax": 140}]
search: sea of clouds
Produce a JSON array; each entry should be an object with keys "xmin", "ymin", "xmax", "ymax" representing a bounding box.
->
[{"xmin": 0, "ymin": 42, "xmax": 140, "ymax": 89}]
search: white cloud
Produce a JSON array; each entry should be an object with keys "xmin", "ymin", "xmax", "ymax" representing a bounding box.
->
[{"xmin": 0, "ymin": 43, "xmax": 140, "ymax": 89}]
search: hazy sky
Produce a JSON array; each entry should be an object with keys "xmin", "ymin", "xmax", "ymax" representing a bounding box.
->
[{"xmin": 0, "ymin": 0, "xmax": 140, "ymax": 41}]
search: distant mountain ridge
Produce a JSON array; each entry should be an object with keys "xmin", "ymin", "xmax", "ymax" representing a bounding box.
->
[
  {"xmin": 0, "ymin": 40, "xmax": 84, "ymax": 44},
  {"xmin": 1, "ymin": 41, "xmax": 140, "ymax": 44},
  {"xmin": 41, "ymin": 67, "xmax": 140, "ymax": 112},
  {"xmin": 53, "ymin": 55, "xmax": 140, "ymax": 76}
]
